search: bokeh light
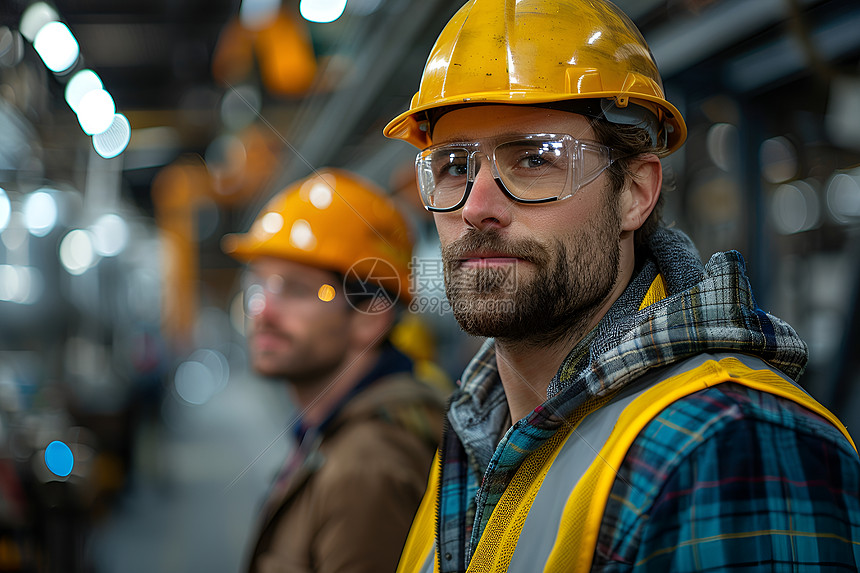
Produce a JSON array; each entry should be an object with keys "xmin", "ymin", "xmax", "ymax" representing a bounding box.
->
[
  {"xmin": 300, "ymin": 0, "xmax": 347, "ymax": 23},
  {"xmin": 317, "ymin": 284, "xmax": 336, "ymax": 302},
  {"xmin": 65, "ymin": 69, "xmax": 103, "ymax": 113},
  {"xmin": 245, "ymin": 283, "xmax": 265, "ymax": 317},
  {"xmin": 0, "ymin": 265, "xmax": 43, "ymax": 304},
  {"xmin": 289, "ymin": 219, "xmax": 316, "ymax": 250},
  {"xmin": 59, "ymin": 229, "xmax": 97, "ymax": 275},
  {"xmin": 174, "ymin": 361, "xmax": 212, "ymax": 405},
  {"xmin": 769, "ymin": 180, "xmax": 820, "ymax": 235},
  {"xmin": 23, "ymin": 190, "xmax": 58, "ymax": 237},
  {"xmin": 191, "ymin": 348, "xmax": 230, "ymax": 394},
  {"xmin": 220, "ymin": 85, "xmax": 261, "ymax": 132},
  {"xmin": 0, "ymin": 188, "xmax": 10, "ymax": 232},
  {"xmin": 1, "ymin": 213, "xmax": 26, "ymax": 251},
  {"xmin": 76, "ymin": 89, "xmax": 116, "ymax": 135},
  {"xmin": 308, "ymin": 182, "xmax": 333, "ymax": 209},
  {"xmin": 706, "ymin": 123, "xmax": 739, "ymax": 172},
  {"xmin": 260, "ymin": 212, "xmax": 283, "ymax": 234},
  {"xmin": 174, "ymin": 350, "xmax": 229, "ymax": 406},
  {"xmin": 90, "ymin": 213, "xmax": 129, "ymax": 256},
  {"xmin": 0, "ymin": 265, "xmax": 21, "ymax": 303},
  {"xmin": 826, "ymin": 172, "xmax": 860, "ymax": 224},
  {"xmin": 20, "ymin": 2, "xmax": 59, "ymax": 42},
  {"xmin": 92, "ymin": 113, "xmax": 131, "ymax": 158},
  {"xmin": 33, "ymin": 21, "xmax": 79, "ymax": 73},
  {"xmin": 760, "ymin": 136, "xmax": 798, "ymax": 184},
  {"xmin": 0, "ymin": 27, "xmax": 24, "ymax": 68},
  {"xmin": 239, "ymin": 0, "xmax": 281, "ymax": 30},
  {"xmin": 45, "ymin": 440, "xmax": 74, "ymax": 477}
]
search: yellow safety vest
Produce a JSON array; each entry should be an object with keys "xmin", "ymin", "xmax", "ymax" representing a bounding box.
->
[{"xmin": 397, "ymin": 353, "xmax": 857, "ymax": 573}]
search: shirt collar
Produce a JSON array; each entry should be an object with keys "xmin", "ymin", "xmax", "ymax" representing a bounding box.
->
[{"xmin": 292, "ymin": 342, "xmax": 413, "ymax": 443}]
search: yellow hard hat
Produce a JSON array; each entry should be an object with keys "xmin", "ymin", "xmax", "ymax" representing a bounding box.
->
[
  {"xmin": 222, "ymin": 168, "xmax": 414, "ymax": 302},
  {"xmin": 383, "ymin": 0, "xmax": 686, "ymax": 154}
]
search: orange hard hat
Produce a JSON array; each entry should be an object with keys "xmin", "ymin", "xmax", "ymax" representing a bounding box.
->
[
  {"xmin": 222, "ymin": 168, "xmax": 414, "ymax": 302},
  {"xmin": 383, "ymin": 0, "xmax": 686, "ymax": 154}
]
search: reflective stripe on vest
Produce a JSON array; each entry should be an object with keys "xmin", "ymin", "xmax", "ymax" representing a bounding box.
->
[
  {"xmin": 397, "ymin": 353, "xmax": 857, "ymax": 573},
  {"xmin": 397, "ymin": 450, "xmax": 440, "ymax": 573}
]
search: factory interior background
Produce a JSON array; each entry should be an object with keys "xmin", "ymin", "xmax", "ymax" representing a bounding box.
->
[{"xmin": 0, "ymin": 0, "xmax": 859, "ymax": 570}]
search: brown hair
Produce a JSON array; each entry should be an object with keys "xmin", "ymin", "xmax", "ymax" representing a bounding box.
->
[{"xmin": 589, "ymin": 117, "xmax": 668, "ymax": 252}]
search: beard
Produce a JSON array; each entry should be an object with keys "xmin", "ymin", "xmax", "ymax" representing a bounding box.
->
[
  {"xmin": 440, "ymin": 204, "xmax": 622, "ymax": 349},
  {"xmin": 249, "ymin": 326, "xmax": 350, "ymax": 387}
]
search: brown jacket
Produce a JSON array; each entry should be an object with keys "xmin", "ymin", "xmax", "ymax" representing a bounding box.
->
[{"xmin": 246, "ymin": 372, "xmax": 446, "ymax": 573}]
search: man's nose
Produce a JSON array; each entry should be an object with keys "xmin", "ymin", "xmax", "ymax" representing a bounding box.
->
[{"xmin": 461, "ymin": 156, "xmax": 512, "ymax": 230}]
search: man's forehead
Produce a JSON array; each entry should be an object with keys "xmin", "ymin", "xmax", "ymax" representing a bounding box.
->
[
  {"xmin": 251, "ymin": 257, "xmax": 331, "ymax": 280},
  {"xmin": 431, "ymin": 104, "xmax": 595, "ymax": 142}
]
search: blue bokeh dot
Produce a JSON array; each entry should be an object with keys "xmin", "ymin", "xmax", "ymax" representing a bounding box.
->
[{"xmin": 45, "ymin": 441, "xmax": 74, "ymax": 477}]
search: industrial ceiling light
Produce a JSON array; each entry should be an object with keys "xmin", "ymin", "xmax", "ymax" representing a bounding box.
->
[
  {"xmin": 92, "ymin": 113, "xmax": 131, "ymax": 159},
  {"xmin": 300, "ymin": 0, "xmax": 347, "ymax": 23},
  {"xmin": 33, "ymin": 20, "xmax": 79, "ymax": 73},
  {"xmin": 65, "ymin": 69, "xmax": 102, "ymax": 113},
  {"xmin": 19, "ymin": 2, "xmax": 58, "ymax": 42},
  {"xmin": 76, "ymin": 88, "xmax": 116, "ymax": 135}
]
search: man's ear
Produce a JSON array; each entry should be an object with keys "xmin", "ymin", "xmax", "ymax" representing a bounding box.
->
[{"xmin": 619, "ymin": 154, "xmax": 663, "ymax": 232}]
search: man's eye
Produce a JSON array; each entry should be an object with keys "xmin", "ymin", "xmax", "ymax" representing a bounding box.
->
[
  {"xmin": 445, "ymin": 163, "xmax": 468, "ymax": 177},
  {"xmin": 517, "ymin": 155, "xmax": 548, "ymax": 168},
  {"xmin": 281, "ymin": 282, "xmax": 314, "ymax": 298},
  {"xmin": 512, "ymin": 148, "xmax": 564, "ymax": 171}
]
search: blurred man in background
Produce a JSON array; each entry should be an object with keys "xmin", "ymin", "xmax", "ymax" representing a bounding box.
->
[
  {"xmin": 384, "ymin": 0, "xmax": 860, "ymax": 571},
  {"xmin": 222, "ymin": 168, "xmax": 446, "ymax": 573}
]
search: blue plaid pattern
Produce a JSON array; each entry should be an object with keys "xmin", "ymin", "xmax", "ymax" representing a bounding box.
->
[{"xmin": 594, "ymin": 383, "xmax": 860, "ymax": 570}]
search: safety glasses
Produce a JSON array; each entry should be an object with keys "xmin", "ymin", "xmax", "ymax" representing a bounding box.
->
[
  {"xmin": 241, "ymin": 270, "xmax": 340, "ymax": 317},
  {"xmin": 415, "ymin": 134, "xmax": 617, "ymax": 212}
]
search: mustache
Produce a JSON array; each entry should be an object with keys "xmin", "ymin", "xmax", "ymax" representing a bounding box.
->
[
  {"xmin": 250, "ymin": 325, "xmax": 292, "ymax": 342},
  {"xmin": 441, "ymin": 229, "xmax": 550, "ymax": 267}
]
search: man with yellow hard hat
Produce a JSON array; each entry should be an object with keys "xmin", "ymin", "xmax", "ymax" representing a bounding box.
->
[
  {"xmin": 222, "ymin": 168, "xmax": 446, "ymax": 573},
  {"xmin": 384, "ymin": 1, "xmax": 860, "ymax": 571}
]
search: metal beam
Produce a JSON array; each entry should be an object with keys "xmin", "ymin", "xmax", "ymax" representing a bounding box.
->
[
  {"xmin": 725, "ymin": 6, "xmax": 860, "ymax": 92},
  {"xmin": 646, "ymin": 0, "xmax": 824, "ymax": 78}
]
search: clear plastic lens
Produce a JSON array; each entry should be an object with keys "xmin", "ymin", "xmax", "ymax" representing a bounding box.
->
[
  {"xmin": 416, "ymin": 135, "xmax": 614, "ymax": 211},
  {"xmin": 578, "ymin": 142, "xmax": 613, "ymax": 188},
  {"xmin": 423, "ymin": 149, "xmax": 469, "ymax": 208},
  {"xmin": 242, "ymin": 271, "xmax": 334, "ymax": 315},
  {"xmin": 495, "ymin": 139, "xmax": 569, "ymax": 199}
]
